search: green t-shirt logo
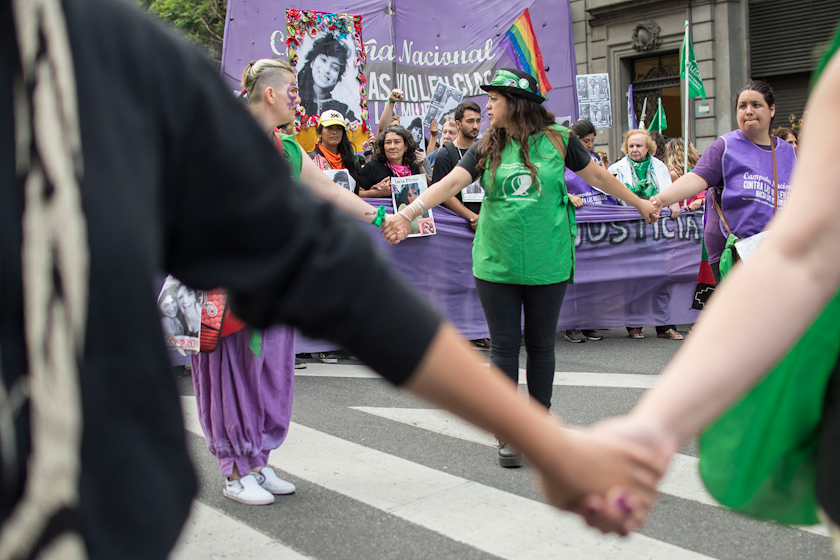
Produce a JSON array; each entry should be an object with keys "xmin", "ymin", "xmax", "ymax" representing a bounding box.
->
[{"xmin": 500, "ymin": 168, "xmax": 541, "ymax": 199}]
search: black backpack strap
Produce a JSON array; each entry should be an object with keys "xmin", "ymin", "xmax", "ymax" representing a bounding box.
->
[{"xmin": 444, "ymin": 141, "xmax": 461, "ymax": 163}]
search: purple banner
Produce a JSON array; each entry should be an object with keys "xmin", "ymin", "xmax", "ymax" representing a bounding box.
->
[
  {"xmin": 296, "ymin": 203, "xmax": 702, "ymax": 352},
  {"xmin": 221, "ymin": 1, "xmax": 577, "ymax": 130}
]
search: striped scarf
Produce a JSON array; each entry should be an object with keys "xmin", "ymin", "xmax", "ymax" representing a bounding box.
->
[{"xmin": 2, "ymin": 0, "xmax": 90, "ymax": 558}]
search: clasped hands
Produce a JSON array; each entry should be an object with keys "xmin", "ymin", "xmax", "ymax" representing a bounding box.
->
[
  {"xmin": 648, "ymin": 196, "xmax": 684, "ymax": 221},
  {"xmin": 546, "ymin": 413, "xmax": 677, "ymax": 536}
]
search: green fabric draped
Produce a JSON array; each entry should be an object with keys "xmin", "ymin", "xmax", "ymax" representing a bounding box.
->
[{"xmin": 625, "ymin": 155, "xmax": 658, "ymax": 200}]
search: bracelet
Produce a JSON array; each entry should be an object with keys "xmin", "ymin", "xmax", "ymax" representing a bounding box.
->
[
  {"xmin": 398, "ymin": 209, "xmax": 413, "ymax": 222},
  {"xmin": 371, "ymin": 205, "xmax": 387, "ymax": 227},
  {"xmin": 416, "ymin": 199, "xmax": 427, "ymax": 215},
  {"xmin": 388, "ymin": 98, "xmax": 397, "ymax": 104},
  {"xmin": 407, "ymin": 204, "xmax": 418, "ymax": 220}
]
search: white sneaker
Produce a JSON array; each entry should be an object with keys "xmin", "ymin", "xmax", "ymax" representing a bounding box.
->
[
  {"xmin": 223, "ymin": 474, "xmax": 274, "ymax": 505},
  {"xmin": 253, "ymin": 467, "xmax": 296, "ymax": 495}
]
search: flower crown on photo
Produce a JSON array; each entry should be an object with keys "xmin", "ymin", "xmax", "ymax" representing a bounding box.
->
[{"xmin": 286, "ymin": 9, "xmax": 369, "ymax": 133}]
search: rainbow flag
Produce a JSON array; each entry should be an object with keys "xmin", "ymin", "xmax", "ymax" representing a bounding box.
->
[{"xmin": 502, "ymin": 9, "xmax": 553, "ymax": 95}]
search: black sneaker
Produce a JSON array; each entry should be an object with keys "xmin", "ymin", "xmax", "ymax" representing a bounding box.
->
[
  {"xmin": 564, "ymin": 330, "xmax": 586, "ymax": 343},
  {"xmin": 294, "ymin": 359, "xmax": 307, "ymax": 369},
  {"xmin": 582, "ymin": 330, "xmax": 603, "ymax": 341}
]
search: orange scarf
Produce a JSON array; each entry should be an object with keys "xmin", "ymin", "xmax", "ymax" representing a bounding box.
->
[{"xmin": 315, "ymin": 143, "xmax": 343, "ymax": 169}]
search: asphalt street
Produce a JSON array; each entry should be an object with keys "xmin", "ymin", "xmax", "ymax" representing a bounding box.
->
[{"xmin": 170, "ymin": 327, "xmax": 835, "ymax": 559}]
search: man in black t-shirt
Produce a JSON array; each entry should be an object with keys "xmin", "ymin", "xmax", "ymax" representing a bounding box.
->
[{"xmin": 431, "ymin": 101, "xmax": 483, "ymax": 230}]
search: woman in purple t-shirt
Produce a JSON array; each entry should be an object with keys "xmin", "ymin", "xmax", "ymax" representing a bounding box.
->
[{"xmin": 653, "ymin": 80, "xmax": 797, "ymax": 282}]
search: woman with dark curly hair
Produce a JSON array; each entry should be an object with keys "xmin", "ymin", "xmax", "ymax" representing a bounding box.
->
[
  {"xmin": 358, "ymin": 125, "xmax": 429, "ymax": 198},
  {"xmin": 298, "ymin": 34, "xmax": 357, "ymax": 121},
  {"xmin": 382, "ymin": 69, "xmax": 657, "ymax": 467}
]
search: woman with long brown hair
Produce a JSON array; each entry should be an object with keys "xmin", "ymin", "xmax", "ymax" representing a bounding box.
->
[{"xmin": 382, "ymin": 68, "xmax": 658, "ymax": 467}]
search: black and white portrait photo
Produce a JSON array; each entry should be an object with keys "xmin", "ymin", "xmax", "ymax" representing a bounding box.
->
[
  {"xmin": 576, "ymin": 76, "xmax": 588, "ymax": 101},
  {"xmin": 400, "ymin": 116, "xmax": 426, "ymax": 152},
  {"xmin": 578, "ymin": 103, "xmax": 590, "ymax": 122},
  {"xmin": 296, "ymin": 33, "xmax": 360, "ymax": 123},
  {"xmin": 157, "ymin": 275, "xmax": 201, "ymax": 353},
  {"xmin": 324, "ymin": 168, "xmax": 356, "ymax": 192}
]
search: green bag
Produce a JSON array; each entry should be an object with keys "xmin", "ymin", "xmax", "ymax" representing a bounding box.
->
[
  {"xmin": 717, "ymin": 234, "xmax": 739, "ymax": 278},
  {"xmin": 698, "ymin": 288, "xmax": 840, "ymax": 524}
]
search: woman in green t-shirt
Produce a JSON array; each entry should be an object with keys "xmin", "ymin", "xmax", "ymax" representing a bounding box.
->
[{"xmin": 383, "ymin": 68, "xmax": 659, "ymax": 467}]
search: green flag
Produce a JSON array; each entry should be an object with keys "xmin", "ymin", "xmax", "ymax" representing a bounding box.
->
[
  {"xmin": 680, "ymin": 21, "xmax": 706, "ymax": 100},
  {"xmin": 648, "ymin": 98, "xmax": 667, "ymax": 133}
]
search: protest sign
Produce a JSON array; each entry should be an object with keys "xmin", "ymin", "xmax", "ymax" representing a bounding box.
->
[
  {"xmin": 400, "ymin": 116, "xmax": 426, "ymax": 152},
  {"xmin": 324, "ymin": 168, "xmax": 356, "ymax": 192},
  {"xmin": 157, "ymin": 276, "xmax": 202, "ymax": 354},
  {"xmin": 576, "ymin": 73, "xmax": 611, "ymax": 129},
  {"xmin": 392, "ymin": 174, "xmax": 436, "ymax": 237},
  {"xmin": 221, "ymin": 1, "xmax": 577, "ymax": 135},
  {"xmin": 296, "ymin": 204, "xmax": 703, "ymax": 352},
  {"xmin": 423, "ymin": 82, "xmax": 464, "ymax": 128},
  {"xmin": 461, "ymin": 180, "xmax": 485, "ymax": 203}
]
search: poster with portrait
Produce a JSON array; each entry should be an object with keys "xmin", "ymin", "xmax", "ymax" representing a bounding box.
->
[
  {"xmin": 555, "ymin": 115, "xmax": 572, "ymax": 128},
  {"xmin": 391, "ymin": 174, "xmax": 436, "ymax": 237},
  {"xmin": 157, "ymin": 276, "xmax": 202, "ymax": 354},
  {"xmin": 286, "ymin": 10, "xmax": 368, "ymax": 132},
  {"xmin": 400, "ymin": 116, "xmax": 427, "ymax": 153},
  {"xmin": 423, "ymin": 82, "xmax": 464, "ymax": 129},
  {"xmin": 324, "ymin": 168, "xmax": 356, "ymax": 192},
  {"xmin": 575, "ymin": 73, "xmax": 611, "ymax": 129},
  {"xmin": 461, "ymin": 179, "xmax": 485, "ymax": 203}
]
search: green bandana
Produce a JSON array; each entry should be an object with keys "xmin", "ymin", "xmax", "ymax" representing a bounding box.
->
[
  {"xmin": 626, "ymin": 155, "xmax": 658, "ymax": 200},
  {"xmin": 489, "ymin": 69, "xmax": 536, "ymax": 95}
]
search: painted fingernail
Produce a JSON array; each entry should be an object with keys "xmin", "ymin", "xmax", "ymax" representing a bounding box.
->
[{"xmin": 617, "ymin": 495, "xmax": 633, "ymax": 514}]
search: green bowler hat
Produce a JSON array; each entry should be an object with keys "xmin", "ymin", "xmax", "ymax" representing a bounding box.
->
[{"xmin": 480, "ymin": 68, "xmax": 545, "ymax": 104}]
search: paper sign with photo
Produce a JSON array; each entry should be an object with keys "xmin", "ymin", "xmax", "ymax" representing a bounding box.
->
[
  {"xmin": 324, "ymin": 168, "xmax": 356, "ymax": 192},
  {"xmin": 423, "ymin": 82, "xmax": 465, "ymax": 129},
  {"xmin": 157, "ymin": 275, "xmax": 202, "ymax": 354},
  {"xmin": 575, "ymin": 73, "xmax": 611, "ymax": 129},
  {"xmin": 400, "ymin": 116, "xmax": 426, "ymax": 152},
  {"xmin": 391, "ymin": 174, "xmax": 435, "ymax": 237},
  {"xmin": 461, "ymin": 179, "xmax": 485, "ymax": 202},
  {"xmin": 555, "ymin": 115, "xmax": 572, "ymax": 128}
]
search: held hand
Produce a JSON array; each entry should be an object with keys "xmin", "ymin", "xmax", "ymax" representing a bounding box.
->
[
  {"xmin": 650, "ymin": 195, "xmax": 662, "ymax": 210},
  {"xmin": 635, "ymin": 199, "xmax": 660, "ymax": 224},
  {"xmin": 415, "ymin": 151, "xmax": 427, "ymax": 164},
  {"xmin": 469, "ymin": 215, "xmax": 478, "ymax": 232},
  {"xmin": 389, "ymin": 89, "xmax": 404, "ymax": 102},
  {"xmin": 577, "ymin": 415, "xmax": 680, "ymax": 535},
  {"xmin": 688, "ymin": 198, "xmax": 704, "ymax": 211},
  {"xmin": 382, "ymin": 213, "xmax": 410, "ymax": 244},
  {"xmin": 568, "ymin": 194, "xmax": 585, "ymax": 209},
  {"xmin": 535, "ymin": 427, "xmax": 667, "ymax": 535},
  {"xmin": 429, "ymin": 120, "xmax": 439, "ymax": 135},
  {"xmin": 668, "ymin": 203, "xmax": 681, "ymax": 219}
]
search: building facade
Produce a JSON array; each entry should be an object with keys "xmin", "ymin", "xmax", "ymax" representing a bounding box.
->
[{"xmin": 571, "ymin": 0, "xmax": 840, "ymax": 160}]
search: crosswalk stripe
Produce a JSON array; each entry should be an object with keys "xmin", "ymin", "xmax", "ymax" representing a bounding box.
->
[
  {"xmin": 349, "ymin": 407, "xmax": 829, "ymax": 538},
  {"xmin": 170, "ymin": 501, "xmax": 314, "ymax": 559},
  {"xmin": 296, "ymin": 363, "xmax": 657, "ymax": 388},
  {"xmin": 181, "ymin": 397, "xmax": 714, "ymax": 559}
]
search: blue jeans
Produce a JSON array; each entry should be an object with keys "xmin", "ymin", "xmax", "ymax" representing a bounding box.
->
[{"xmin": 474, "ymin": 278, "xmax": 568, "ymax": 410}]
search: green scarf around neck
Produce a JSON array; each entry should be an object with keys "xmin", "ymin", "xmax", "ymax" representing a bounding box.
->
[{"xmin": 625, "ymin": 155, "xmax": 658, "ymax": 200}]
